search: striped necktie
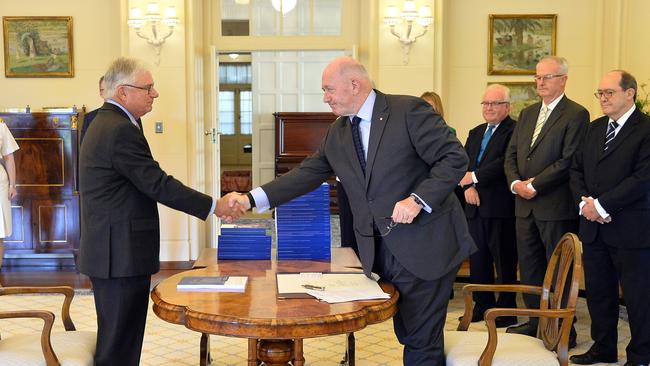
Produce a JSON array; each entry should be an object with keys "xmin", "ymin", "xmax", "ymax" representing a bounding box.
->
[
  {"xmin": 350, "ymin": 116, "xmax": 366, "ymax": 174},
  {"xmin": 530, "ymin": 105, "xmax": 548, "ymax": 147},
  {"xmin": 603, "ymin": 120, "xmax": 619, "ymax": 151}
]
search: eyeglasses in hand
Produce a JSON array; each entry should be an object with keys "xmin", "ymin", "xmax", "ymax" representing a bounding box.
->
[{"xmin": 355, "ymin": 217, "xmax": 399, "ymax": 238}]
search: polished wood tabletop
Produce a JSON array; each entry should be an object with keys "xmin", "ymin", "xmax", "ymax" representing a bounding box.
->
[{"xmin": 151, "ymin": 248, "xmax": 399, "ymax": 366}]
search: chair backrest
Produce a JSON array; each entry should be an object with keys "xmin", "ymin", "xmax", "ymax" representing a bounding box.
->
[{"xmin": 537, "ymin": 232, "xmax": 582, "ymax": 352}]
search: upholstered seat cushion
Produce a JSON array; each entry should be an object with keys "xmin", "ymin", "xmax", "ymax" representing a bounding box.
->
[
  {"xmin": 0, "ymin": 330, "xmax": 96, "ymax": 366},
  {"xmin": 445, "ymin": 330, "xmax": 559, "ymax": 366}
]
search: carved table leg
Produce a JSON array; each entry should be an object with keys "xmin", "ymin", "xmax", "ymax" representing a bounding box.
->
[
  {"xmin": 340, "ymin": 332, "xmax": 355, "ymax": 366},
  {"xmin": 293, "ymin": 339, "xmax": 305, "ymax": 366},
  {"xmin": 200, "ymin": 333, "xmax": 212, "ymax": 366},
  {"xmin": 257, "ymin": 339, "xmax": 294, "ymax": 366},
  {"xmin": 248, "ymin": 338, "xmax": 259, "ymax": 366}
]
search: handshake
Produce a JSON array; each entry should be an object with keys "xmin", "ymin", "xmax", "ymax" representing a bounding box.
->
[{"xmin": 215, "ymin": 192, "xmax": 253, "ymax": 223}]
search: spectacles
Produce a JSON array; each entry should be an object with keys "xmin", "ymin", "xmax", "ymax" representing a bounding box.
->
[
  {"xmin": 593, "ymin": 89, "xmax": 621, "ymax": 99},
  {"xmin": 356, "ymin": 217, "xmax": 398, "ymax": 238},
  {"xmin": 480, "ymin": 101, "xmax": 509, "ymax": 108},
  {"xmin": 533, "ymin": 74, "xmax": 566, "ymax": 81},
  {"xmin": 121, "ymin": 83, "xmax": 156, "ymax": 95}
]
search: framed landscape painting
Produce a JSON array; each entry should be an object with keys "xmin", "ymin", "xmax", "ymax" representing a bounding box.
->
[
  {"xmin": 3, "ymin": 16, "xmax": 74, "ymax": 77},
  {"xmin": 488, "ymin": 14, "xmax": 556, "ymax": 75},
  {"xmin": 489, "ymin": 81, "xmax": 539, "ymax": 119}
]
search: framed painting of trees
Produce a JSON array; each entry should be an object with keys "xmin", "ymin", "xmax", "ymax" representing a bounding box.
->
[
  {"xmin": 3, "ymin": 16, "xmax": 74, "ymax": 77},
  {"xmin": 488, "ymin": 14, "xmax": 556, "ymax": 75}
]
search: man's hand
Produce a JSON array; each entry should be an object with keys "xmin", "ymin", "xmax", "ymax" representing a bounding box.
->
[
  {"xmin": 459, "ymin": 171, "xmax": 474, "ymax": 187},
  {"xmin": 215, "ymin": 192, "xmax": 249, "ymax": 222},
  {"xmin": 513, "ymin": 178, "xmax": 537, "ymax": 200},
  {"xmin": 581, "ymin": 196, "xmax": 611, "ymax": 224},
  {"xmin": 464, "ymin": 186, "xmax": 480, "ymax": 206},
  {"xmin": 391, "ymin": 196, "xmax": 423, "ymax": 224},
  {"xmin": 8, "ymin": 186, "xmax": 16, "ymax": 200}
]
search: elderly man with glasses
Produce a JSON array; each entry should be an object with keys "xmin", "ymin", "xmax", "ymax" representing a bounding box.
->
[
  {"xmin": 569, "ymin": 70, "xmax": 650, "ymax": 366},
  {"xmin": 79, "ymin": 57, "xmax": 245, "ymax": 366},
  {"xmin": 503, "ymin": 56, "xmax": 589, "ymax": 345},
  {"xmin": 457, "ymin": 84, "xmax": 518, "ymax": 328}
]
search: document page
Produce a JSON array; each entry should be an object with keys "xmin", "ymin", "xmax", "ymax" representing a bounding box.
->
[{"xmin": 276, "ymin": 272, "xmax": 390, "ymax": 303}]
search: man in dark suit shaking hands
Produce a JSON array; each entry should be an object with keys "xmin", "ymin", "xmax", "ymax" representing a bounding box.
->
[
  {"xmin": 459, "ymin": 84, "xmax": 517, "ymax": 327},
  {"xmin": 226, "ymin": 56, "xmax": 475, "ymax": 365},
  {"xmin": 569, "ymin": 70, "xmax": 650, "ymax": 366},
  {"xmin": 79, "ymin": 57, "xmax": 244, "ymax": 366},
  {"xmin": 504, "ymin": 56, "xmax": 589, "ymax": 341}
]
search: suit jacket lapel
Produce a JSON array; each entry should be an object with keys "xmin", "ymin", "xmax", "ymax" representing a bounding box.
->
[
  {"xmin": 478, "ymin": 117, "xmax": 512, "ymax": 165},
  {"xmin": 365, "ymin": 92, "xmax": 389, "ymax": 188}
]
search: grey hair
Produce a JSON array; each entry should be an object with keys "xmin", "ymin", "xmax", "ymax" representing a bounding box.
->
[
  {"xmin": 103, "ymin": 57, "xmax": 149, "ymax": 98},
  {"xmin": 485, "ymin": 83, "xmax": 511, "ymax": 101},
  {"xmin": 539, "ymin": 56, "xmax": 569, "ymax": 75},
  {"xmin": 614, "ymin": 69, "xmax": 638, "ymax": 101}
]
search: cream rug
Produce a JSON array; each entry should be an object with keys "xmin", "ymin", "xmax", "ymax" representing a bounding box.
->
[{"xmin": 0, "ymin": 285, "xmax": 631, "ymax": 365}]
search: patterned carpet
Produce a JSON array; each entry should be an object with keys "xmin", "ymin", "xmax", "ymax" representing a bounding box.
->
[{"xmin": 0, "ymin": 284, "xmax": 632, "ymax": 365}]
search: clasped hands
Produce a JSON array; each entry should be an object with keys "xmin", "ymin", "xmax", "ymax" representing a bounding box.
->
[
  {"xmin": 215, "ymin": 192, "xmax": 251, "ymax": 223},
  {"xmin": 513, "ymin": 178, "xmax": 537, "ymax": 200},
  {"xmin": 580, "ymin": 196, "xmax": 611, "ymax": 224}
]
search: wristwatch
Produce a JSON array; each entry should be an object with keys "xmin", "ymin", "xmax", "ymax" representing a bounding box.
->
[{"xmin": 246, "ymin": 192, "xmax": 256, "ymax": 209}]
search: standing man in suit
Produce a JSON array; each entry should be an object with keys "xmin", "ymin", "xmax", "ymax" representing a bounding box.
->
[
  {"xmin": 504, "ymin": 56, "xmax": 589, "ymax": 342},
  {"xmin": 458, "ymin": 84, "xmax": 517, "ymax": 327},
  {"xmin": 569, "ymin": 70, "xmax": 650, "ymax": 366},
  {"xmin": 79, "ymin": 57, "xmax": 244, "ymax": 366},
  {"xmin": 80, "ymin": 75, "xmax": 106, "ymax": 144},
  {"xmin": 226, "ymin": 56, "xmax": 475, "ymax": 365}
]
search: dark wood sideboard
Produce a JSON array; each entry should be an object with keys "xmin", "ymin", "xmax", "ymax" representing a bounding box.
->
[
  {"xmin": 273, "ymin": 112, "xmax": 339, "ymax": 213},
  {"xmin": 0, "ymin": 111, "xmax": 79, "ymax": 267}
]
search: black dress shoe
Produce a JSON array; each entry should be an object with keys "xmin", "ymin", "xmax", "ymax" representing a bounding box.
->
[
  {"xmin": 624, "ymin": 362, "xmax": 650, "ymax": 366},
  {"xmin": 458, "ymin": 308, "xmax": 485, "ymax": 323},
  {"xmin": 505, "ymin": 322, "xmax": 537, "ymax": 336},
  {"xmin": 569, "ymin": 348, "xmax": 617, "ymax": 365},
  {"xmin": 494, "ymin": 316, "xmax": 518, "ymax": 328}
]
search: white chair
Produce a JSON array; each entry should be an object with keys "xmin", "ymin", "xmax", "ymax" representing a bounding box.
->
[
  {"xmin": 0, "ymin": 286, "xmax": 96, "ymax": 366},
  {"xmin": 445, "ymin": 233, "xmax": 582, "ymax": 366}
]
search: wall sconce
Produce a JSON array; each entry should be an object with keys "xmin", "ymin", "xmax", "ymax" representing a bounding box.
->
[
  {"xmin": 128, "ymin": 2, "xmax": 180, "ymax": 65},
  {"xmin": 271, "ymin": 0, "xmax": 297, "ymax": 15},
  {"xmin": 384, "ymin": 1, "xmax": 433, "ymax": 64}
]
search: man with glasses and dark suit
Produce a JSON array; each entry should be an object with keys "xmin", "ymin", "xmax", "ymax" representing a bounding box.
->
[
  {"xmin": 504, "ymin": 56, "xmax": 589, "ymax": 345},
  {"xmin": 569, "ymin": 70, "xmax": 650, "ymax": 366},
  {"xmin": 458, "ymin": 84, "xmax": 517, "ymax": 328},
  {"xmin": 225, "ymin": 56, "xmax": 475, "ymax": 365}
]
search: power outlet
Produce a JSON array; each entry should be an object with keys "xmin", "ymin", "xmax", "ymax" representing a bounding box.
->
[{"xmin": 155, "ymin": 121, "xmax": 163, "ymax": 133}]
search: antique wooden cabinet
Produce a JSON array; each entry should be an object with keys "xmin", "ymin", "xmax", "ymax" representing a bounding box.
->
[
  {"xmin": 0, "ymin": 111, "xmax": 79, "ymax": 267},
  {"xmin": 273, "ymin": 112, "xmax": 339, "ymax": 213}
]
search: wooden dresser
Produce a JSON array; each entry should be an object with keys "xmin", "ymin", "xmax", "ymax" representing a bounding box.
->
[
  {"xmin": 0, "ymin": 111, "xmax": 79, "ymax": 267},
  {"xmin": 273, "ymin": 112, "xmax": 339, "ymax": 213}
]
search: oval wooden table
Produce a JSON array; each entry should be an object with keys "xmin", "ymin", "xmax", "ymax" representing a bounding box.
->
[{"xmin": 151, "ymin": 252, "xmax": 399, "ymax": 366}]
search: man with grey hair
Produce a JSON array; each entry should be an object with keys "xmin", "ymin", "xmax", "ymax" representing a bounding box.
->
[
  {"xmin": 225, "ymin": 56, "xmax": 475, "ymax": 365},
  {"xmin": 569, "ymin": 70, "xmax": 650, "ymax": 365},
  {"xmin": 458, "ymin": 84, "xmax": 517, "ymax": 327},
  {"xmin": 79, "ymin": 57, "xmax": 244, "ymax": 365},
  {"xmin": 504, "ymin": 56, "xmax": 589, "ymax": 344}
]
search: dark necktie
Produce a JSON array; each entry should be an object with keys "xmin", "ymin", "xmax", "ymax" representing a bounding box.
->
[
  {"xmin": 477, "ymin": 124, "xmax": 495, "ymax": 164},
  {"xmin": 136, "ymin": 118, "xmax": 143, "ymax": 132},
  {"xmin": 603, "ymin": 120, "xmax": 619, "ymax": 151},
  {"xmin": 350, "ymin": 116, "xmax": 366, "ymax": 174}
]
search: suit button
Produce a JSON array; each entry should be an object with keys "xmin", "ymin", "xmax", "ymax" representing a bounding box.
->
[
  {"xmin": 526, "ymin": 157, "xmax": 531, "ymax": 161},
  {"xmin": 368, "ymin": 199, "xmax": 374, "ymax": 205}
]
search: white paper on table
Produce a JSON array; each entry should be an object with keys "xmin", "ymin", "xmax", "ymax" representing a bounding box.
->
[{"xmin": 276, "ymin": 272, "xmax": 390, "ymax": 302}]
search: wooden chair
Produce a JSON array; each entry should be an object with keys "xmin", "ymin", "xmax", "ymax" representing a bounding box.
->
[
  {"xmin": 444, "ymin": 232, "xmax": 582, "ymax": 366},
  {"xmin": 0, "ymin": 286, "xmax": 96, "ymax": 366}
]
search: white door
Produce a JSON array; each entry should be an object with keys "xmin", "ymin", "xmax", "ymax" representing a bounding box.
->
[{"xmin": 204, "ymin": 46, "xmax": 221, "ymax": 247}]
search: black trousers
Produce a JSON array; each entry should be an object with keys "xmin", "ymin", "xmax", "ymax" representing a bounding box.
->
[
  {"xmin": 467, "ymin": 216, "xmax": 517, "ymax": 311},
  {"xmin": 373, "ymin": 236, "xmax": 458, "ymax": 366},
  {"xmin": 337, "ymin": 181, "xmax": 359, "ymax": 256},
  {"xmin": 582, "ymin": 236, "xmax": 650, "ymax": 363},
  {"xmin": 90, "ymin": 275, "xmax": 151, "ymax": 366}
]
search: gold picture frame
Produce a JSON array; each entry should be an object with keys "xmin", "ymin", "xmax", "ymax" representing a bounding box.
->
[
  {"xmin": 489, "ymin": 81, "xmax": 539, "ymax": 119},
  {"xmin": 488, "ymin": 14, "xmax": 556, "ymax": 75},
  {"xmin": 3, "ymin": 16, "xmax": 74, "ymax": 78}
]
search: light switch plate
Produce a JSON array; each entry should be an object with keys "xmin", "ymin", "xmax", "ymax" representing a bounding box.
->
[{"xmin": 155, "ymin": 121, "xmax": 163, "ymax": 133}]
